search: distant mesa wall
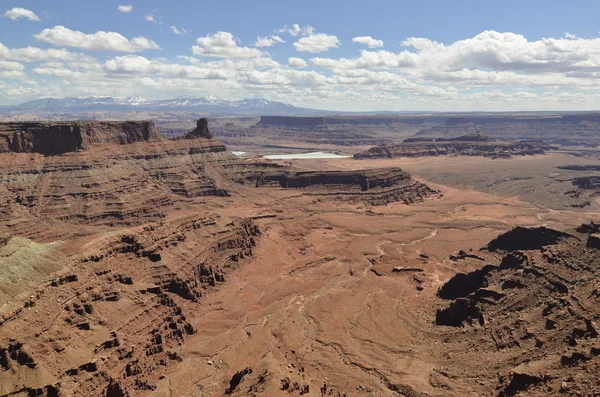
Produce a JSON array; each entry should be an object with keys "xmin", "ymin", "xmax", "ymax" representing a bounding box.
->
[
  {"xmin": 259, "ymin": 113, "xmax": 600, "ymax": 131},
  {"xmin": 416, "ymin": 113, "xmax": 600, "ymax": 145},
  {"xmin": 256, "ymin": 116, "xmax": 436, "ymax": 129},
  {"xmin": 354, "ymin": 133, "xmax": 555, "ymax": 159},
  {"xmin": 0, "ymin": 121, "xmax": 162, "ymax": 155},
  {"xmin": 445, "ymin": 117, "xmax": 473, "ymax": 126},
  {"xmin": 404, "ymin": 133, "xmax": 495, "ymax": 143},
  {"xmin": 444, "ymin": 133, "xmax": 496, "ymax": 142},
  {"xmin": 258, "ymin": 116, "xmax": 328, "ymax": 128}
]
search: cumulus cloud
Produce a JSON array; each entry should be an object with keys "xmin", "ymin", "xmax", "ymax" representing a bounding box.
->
[
  {"xmin": 104, "ymin": 55, "xmax": 239, "ymax": 80},
  {"xmin": 294, "ymin": 33, "xmax": 340, "ymax": 53},
  {"xmin": 118, "ymin": 5, "xmax": 133, "ymax": 13},
  {"xmin": 0, "ymin": 61, "xmax": 25, "ymax": 71},
  {"xmin": 254, "ymin": 35, "xmax": 285, "ymax": 47},
  {"xmin": 32, "ymin": 67, "xmax": 87, "ymax": 79},
  {"xmin": 0, "ymin": 42, "xmax": 94, "ymax": 63},
  {"xmin": 192, "ymin": 32, "xmax": 263, "ymax": 58},
  {"xmin": 352, "ymin": 36, "xmax": 384, "ymax": 48},
  {"xmin": 171, "ymin": 26, "xmax": 189, "ymax": 35},
  {"xmin": 104, "ymin": 55, "xmax": 152, "ymax": 74},
  {"xmin": 0, "ymin": 71, "xmax": 26, "ymax": 79},
  {"xmin": 243, "ymin": 68, "xmax": 329, "ymax": 87},
  {"xmin": 34, "ymin": 26, "xmax": 161, "ymax": 53},
  {"xmin": 399, "ymin": 30, "xmax": 600, "ymax": 74},
  {"xmin": 278, "ymin": 24, "xmax": 315, "ymax": 37},
  {"xmin": 312, "ymin": 30, "xmax": 600, "ymax": 88},
  {"xmin": 312, "ymin": 49, "xmax": 417, "ymax": 70},
  {"xmin": 4, "ymin": 7, "xmax": 40, "ymax": 21},
  {"xmin": 288, "ymin": 57, "xmax": 308, "ymax": 68}
]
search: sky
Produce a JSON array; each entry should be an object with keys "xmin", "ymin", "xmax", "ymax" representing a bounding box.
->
[{"xmin": 2, "ymin": 0, "xmax": 600, "ymax": 111}]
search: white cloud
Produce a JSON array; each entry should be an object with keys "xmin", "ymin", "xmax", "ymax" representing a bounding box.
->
[
  {"xmin": 313, "ymin": 29, "xmax": 600, "ymax": 87},
  {"xmin": 288, "ymin": 57, "xmax": 308, "ymax": 68},
  {"xmin": 278, "ymin": 24, "xmax": 315, "ymax": 37},
  {"xmin": 4, "ymin": 7, "xmax": 40, "ymax": 21},
  {"xmin": 104, "ymin": 55, "xmax": 152, "ymax": 74},
  {"xmin": 254, "ymin": 35, "xmax": 285, "ymax": 47},
  {"xmin": 0, "ymin": 42, "xmax": 94, "ymax": 62},
  {"xmin": 243, "ymin": 68, "xmax": 329, "ymax": 87},
  {"xmin": 312, "ymin": 50, "xmax": 417, "ymax": 70},
  {"xmin": 103, "ymin": 55, "xmax": 236, "ymax": 80},
  {"xmin": 145, "ymin": 11, "xmax": 163, "ymax": 24},
  {"xmin": 32, "ymin": 67, "xmax": 87, "ymax": 79},
  {"xmin": 192, "ymin": 32, "xmax": 263, "ymax": 58},
  {"xmin": 118, "ymin": 5, "xmax": 133, "ymax": 13},
  {"xmin": 0, "ymin": 71, "xmax": 26, "ymax": 79},
  {"xmin": 0, "ymin": 61, "xmax": 25, "ymax": 71},
  {"xmin": 294, "ymin": 33, "xmax": 340, "ymax": 53},
  {"xmin": 180, "ymin": 56, "xmax": 280, "ymax": 70},
  {"xmin": 399, "ymin": 30, "xmax": 600, "ymax": 74},
  {"xmin": 171, "ymin": 26, "xmax": 189, "ymax": 35},
  {"xmin": 34, "ymin": 26, "xmax": 161, "ymax": 53},
  {"xmin": 352, "ymin": 36, "xmax": 384, "ymax": 48}
]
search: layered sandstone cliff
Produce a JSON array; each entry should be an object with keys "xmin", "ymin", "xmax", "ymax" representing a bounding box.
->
[
  {"xmin": 243, "ymin": 167, "xmax": 439, "ymax": 205},
  {"xmin": 0, "ymin": 119, "xmax": 438, "ymax": 241},
  {"xmin": 256, "ymin": 115, "xmax": 440, "ymax": 128},
  {"xmin": 354, "ymin": 133, "xmax": 555, "ymax": 159},
  {"xmin": 0, "ymin": 121, "xmax": 162, "ymax": 154}
]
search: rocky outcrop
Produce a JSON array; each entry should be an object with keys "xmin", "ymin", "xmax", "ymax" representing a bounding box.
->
[
  {"xmin": 0, "ymin": 121, "xmax": 162, "ymax": 154},
  {"xmin": 183, "ymin": 118, "xmax": 212, "ymax": 139},
  {"xmin": 355, "ymin": 133, "xmax": 555, "ymax": 159},
  {"xmin": 571, "ymin": 176, "xmax": 600, "ymax": 190},
  {"xmin": 557, "ymin": 164, "xmax": 600, "ymax": 171},
  {"xmin": 552, "ymin": 166, "xmax": 600, "ymax": 208},
  {"xmin": 486, "ymin": 226, "xmax": 574, "ymax": 251},
  {"xmin": 436, "ymin": 224, "xmax": 600, "ymax": 395}
]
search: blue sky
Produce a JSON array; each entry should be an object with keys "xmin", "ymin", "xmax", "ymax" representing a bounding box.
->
[{"xmin": 1, "ymin": 0, "xmax": 600, "ymax": 110}]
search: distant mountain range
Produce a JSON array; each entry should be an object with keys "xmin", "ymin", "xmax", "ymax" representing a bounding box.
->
[{"xmin": 2, "ymin": 95, "xmax": 329, "ymax": 116}]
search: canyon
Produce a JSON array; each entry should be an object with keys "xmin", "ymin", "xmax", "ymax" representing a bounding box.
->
[
  {"xmin": 147, "ymin": 113, "xmax": 600, "ymax": 158},
  {"xmin": 0, "ymin": 118, "xmax": 599, "ymax": 396}
]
